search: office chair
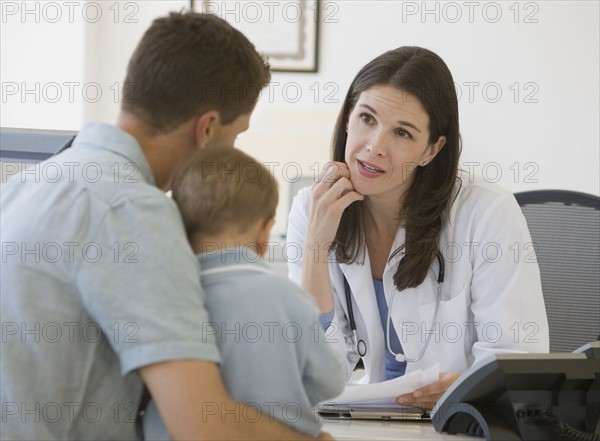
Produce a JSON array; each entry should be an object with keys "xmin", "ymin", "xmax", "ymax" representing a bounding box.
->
[{"xmin": 514, "ymin": 190, "xmax": 600, "ymax": 353}]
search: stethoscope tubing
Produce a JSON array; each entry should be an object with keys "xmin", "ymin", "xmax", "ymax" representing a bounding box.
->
[
  {"xmin": 344, "ymin": 250, "xmax": 445, "ymax": 363},
  {"xmin": 344, "ymin": 276, "xmax": 367, "ymax": 358}
]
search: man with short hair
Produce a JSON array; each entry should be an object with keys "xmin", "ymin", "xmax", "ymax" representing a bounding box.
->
[{"xmin": 1, "ymin": 12, "xmax": 332, "ymax": 440}]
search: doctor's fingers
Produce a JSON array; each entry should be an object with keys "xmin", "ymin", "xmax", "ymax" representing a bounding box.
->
[
  {"xmin": 396, "ymin": 371, "xmax": 460, "ymax": 405},
  {"xmin": 313, "ymin": 177, "xmax": 363, "ymax": 217},
  {"xmin": 307, "ymin": 179, "xmax": 362, "ymax": 246},
  {"xmin": 312, "ymin": 163, "xmax": 355, "ymax": 203},
  {"xmin": 396, "ymin": 396, "xmax": 439, "ymax": 411},
  {"xmin": 314, "ymin": 162, "xmax": 351, "ymax": 189},
  {"xmin": 317, "ymin": 431, "xmax": 335, "ymax": 440}
]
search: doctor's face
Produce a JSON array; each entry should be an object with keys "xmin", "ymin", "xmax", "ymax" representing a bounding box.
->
[{"xmin": 345, "ymin": 85, "xmax": 445, "ymax": 199}]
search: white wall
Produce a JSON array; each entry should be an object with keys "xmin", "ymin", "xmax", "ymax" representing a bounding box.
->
[
  {"xmin": 2, "ymin": 1, "xmax": 599, "ymax": 235},
  {"xmin": 1, "ymin": 0, "xmax": 86, "ymax": 129}
]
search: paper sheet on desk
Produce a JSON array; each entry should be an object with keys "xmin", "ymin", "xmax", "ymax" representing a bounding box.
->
[{"xmin": 330, "ymin": 363, "xmax": 440, "ymax": 404}]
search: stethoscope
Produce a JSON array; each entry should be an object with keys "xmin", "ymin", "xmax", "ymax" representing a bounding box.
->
[{"xmin": 344, "ymin": 250, "xmax": 445, "ymax": 364}]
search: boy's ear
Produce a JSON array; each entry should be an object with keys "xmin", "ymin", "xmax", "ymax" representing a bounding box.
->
[
  {"xmin": 255, "ymin": 218, "xmax": 276, "ymax": 256},
  {"xmin": 194, "ymin": 110, "xmax": 220, "ymax": 150}
]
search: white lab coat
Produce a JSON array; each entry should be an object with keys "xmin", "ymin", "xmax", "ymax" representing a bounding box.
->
[{"xmin": 287, "ymin": 173, "xmax": 550, "ymax": 383}]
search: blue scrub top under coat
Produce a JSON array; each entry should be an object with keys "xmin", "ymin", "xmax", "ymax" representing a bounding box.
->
[{"xmin": 373, "ymin": 278, "xmax": 407, "ymax": 380}]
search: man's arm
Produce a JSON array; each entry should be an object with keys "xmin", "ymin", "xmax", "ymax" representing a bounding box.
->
[{"xmin": 141, "ymin": 360, "xmax": 318, "ymax": 440}]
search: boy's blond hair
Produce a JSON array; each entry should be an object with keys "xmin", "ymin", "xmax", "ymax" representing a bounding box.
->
[{"xmin": 171, "ymin": 147, "xmax": 278, "ymax": 239}]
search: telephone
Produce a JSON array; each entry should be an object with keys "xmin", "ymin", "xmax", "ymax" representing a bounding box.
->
[{"xmin": 432, "ymin": 344, "xmax": 600, "ymax": 441}]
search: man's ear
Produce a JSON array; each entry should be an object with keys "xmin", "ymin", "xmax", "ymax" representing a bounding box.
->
[
  {"xmin": 194, "ymin": 110, "xmax": 220, "ymax": 150},
  {"xmin": 255, "ymin": 218, "xmax": 276, "ymax": 257}
]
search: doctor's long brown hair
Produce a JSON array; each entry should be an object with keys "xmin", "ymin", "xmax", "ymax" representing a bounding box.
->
[{"xmin": 331, "ymin": 47, "xmax": 461, "ymax": 291}]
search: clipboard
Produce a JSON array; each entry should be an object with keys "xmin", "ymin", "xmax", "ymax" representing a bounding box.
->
[
  {"xmin": 319, "ymin": 364, "xmax": 439, "ymax": 421},
  {"xmin": 318, "ymin": 401, "xmax": 431, "ymax": 421}
]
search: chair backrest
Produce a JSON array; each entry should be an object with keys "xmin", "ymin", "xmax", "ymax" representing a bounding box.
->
[{"xmin": 514, "ymin": 190, "xmax": 600, "ymax": 353}]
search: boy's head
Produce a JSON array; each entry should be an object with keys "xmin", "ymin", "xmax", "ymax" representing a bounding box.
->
[
  {"xmin": 172, "ymin": 148, "xmax": 278, "ymax": 256},
  {"xmin": 121, "ymin": 12, "xmax": 271, "ymax": 135}
]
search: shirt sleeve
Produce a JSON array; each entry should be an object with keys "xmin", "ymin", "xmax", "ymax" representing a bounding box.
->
[
  {"xmin": 76, "ymin": 194, "xmax": 220, "ymax": 375},
  {"xmin": 301, "ymin": 300, "xmax": 346, "ymax": 405}
]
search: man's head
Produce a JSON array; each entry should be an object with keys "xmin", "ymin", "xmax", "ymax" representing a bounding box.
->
[
  {"xmin": 172, "ymin": 147, "xmax": 278, "ymax": 256},
  {"xmin": 122, "ymin": 12, "xmax": 270, "ymax": 135},
  {"xmin": 118, "ymin": 12, "xmax": 271, "ymax": 190}
]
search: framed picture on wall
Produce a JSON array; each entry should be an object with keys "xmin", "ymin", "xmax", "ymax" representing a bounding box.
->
[{"xmin": 191, "ymin": 1, "xmax": 319, "ymax": 72}]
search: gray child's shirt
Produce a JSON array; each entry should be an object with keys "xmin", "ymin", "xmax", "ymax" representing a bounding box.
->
[{"xmin": 143, "ymin": 248, "xmax": 345, "ymax": 438}]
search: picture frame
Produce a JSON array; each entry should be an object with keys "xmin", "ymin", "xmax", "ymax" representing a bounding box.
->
[{"xmin": 191, "ymin": 1, "xmax": 319, "ymax": 72}]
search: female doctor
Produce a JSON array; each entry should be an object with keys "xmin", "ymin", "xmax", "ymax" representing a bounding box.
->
[{"xmin": 287, "ymin": 47, "xmax": 549, "ymax": 409}]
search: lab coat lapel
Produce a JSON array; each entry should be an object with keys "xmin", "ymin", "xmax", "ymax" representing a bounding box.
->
[{"xmin": 339, "ymin": 249, "xmax": 385, "ymax": 383}]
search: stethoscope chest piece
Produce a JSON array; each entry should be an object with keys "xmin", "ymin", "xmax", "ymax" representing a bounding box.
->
[
  {"xmin": 346, "ymin": 329, "xmax": 367, "ymax": 364},
  {"xmin": 357, "ymin": 339, "xmax": 367, "ymax": 357}
]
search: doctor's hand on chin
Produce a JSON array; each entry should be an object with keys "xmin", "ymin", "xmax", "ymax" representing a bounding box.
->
[
  {"xmin": 307, "ymin": 161, "xmax": 364, "ymax": 248},
  {"xmin": 396, "ymin": 371, "xmax": 461, "ymax": 410},
  {"xmin": 302, "ymin": 161, "xmax": 364, "ymax": 313}
]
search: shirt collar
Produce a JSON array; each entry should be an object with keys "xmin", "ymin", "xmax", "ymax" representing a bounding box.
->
[
  {"xmin": 197, "ymin": 247, "xmax": 267, "ymax": 271},
  {"xmin": 72, "ymin": 122, "xmax": 155, "ymax": 185}
]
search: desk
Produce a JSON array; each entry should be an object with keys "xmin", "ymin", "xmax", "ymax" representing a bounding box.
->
[{"xmin": 323, "ymin": 419, "xmax": 481, "ymax": 441}]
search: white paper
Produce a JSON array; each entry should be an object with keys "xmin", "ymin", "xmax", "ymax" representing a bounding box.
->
[{"xmin": 327, "ymin": 363, "xmax": 440, "ymax": 405}]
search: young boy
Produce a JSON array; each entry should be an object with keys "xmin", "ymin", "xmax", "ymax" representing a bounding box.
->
[{"xmin": 143, "ymin": 147, "xmax": 345, "ymax": 439}]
